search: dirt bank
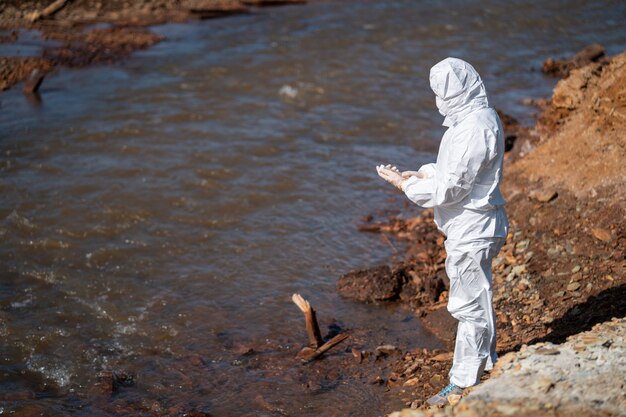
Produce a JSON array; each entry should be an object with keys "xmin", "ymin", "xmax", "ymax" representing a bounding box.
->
[
  {"xmin": 342, "ymin": 49, "xmax": 625, "ymax": 412},
  {"xmin": 0, "ymin": 0, "xmax": 305, "ymax": 92}
]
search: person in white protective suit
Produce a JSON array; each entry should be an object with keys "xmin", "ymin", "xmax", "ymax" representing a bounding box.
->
[{"xmin": 376, "ymin": 57, "xmax": 508, "ymax": 406}]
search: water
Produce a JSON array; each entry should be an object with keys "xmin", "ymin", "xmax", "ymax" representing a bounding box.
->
[{"xmin": 1, "ymin": 0, "xmax": 626, "ymax": 415}]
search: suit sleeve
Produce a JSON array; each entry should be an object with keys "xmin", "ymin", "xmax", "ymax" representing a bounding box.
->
[{"xmin": 403, "ymin": 127, "xmax": 489, "ymax": 208}]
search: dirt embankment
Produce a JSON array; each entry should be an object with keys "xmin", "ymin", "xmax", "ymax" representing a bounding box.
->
[
  {"xmin": 0, "ymin": 0, "xmax": 305, "ymax": 92},
  {"xmin": 340, "ymin": 48, "xmax": 625, "ymax": 412}
]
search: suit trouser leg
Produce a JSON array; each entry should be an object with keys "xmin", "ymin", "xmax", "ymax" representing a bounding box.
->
[{"xmin": 445, "ymin": 238, "xmax": 504, "ymax": 388}]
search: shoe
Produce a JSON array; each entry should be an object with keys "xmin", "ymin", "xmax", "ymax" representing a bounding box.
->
[{"xmin": 426, "ymin": 383, "xmax": 463, "ymax": 406}]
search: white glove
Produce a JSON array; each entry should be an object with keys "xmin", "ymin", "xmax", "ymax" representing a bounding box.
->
[
  {"xmin": 402, "ymin": 164, "xmax": 435, "ymax": 180},
  {"xmin": 401, "ymin": 170, "xmax": 425, "ymax": 179},
  {"xmin": 376, "ymin": 164, "xmax": 406, "ymax": 191}
]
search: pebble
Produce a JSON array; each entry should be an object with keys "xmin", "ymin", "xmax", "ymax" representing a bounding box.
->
[
  {"xmin": 447, "ymin": 394, "xmax": 461, "ymax": 405},
  {"xmin": 529, "ymin": 190, "xmax": 558, "ymax": 202},
  {"xmin": 376, "ymin": 344, "xmax": 400, "ymax": 357},
  {"xmin": 404, "ymin": 377, "xmax": 419, "ymax": 386},
  {"xmin": 535, "ymin": 347, "xmax": 560, "ymax": 355},
  {"xmin": 591, "ymin": 228, "xmax": 612, "ymax": 242},
  {"xmin": 429, "ymin": 374, "xmax": 444, "ymax": 385},
  {"xmin": 388, "ymin": 409, "xmax": 426, "ymax": 417}
]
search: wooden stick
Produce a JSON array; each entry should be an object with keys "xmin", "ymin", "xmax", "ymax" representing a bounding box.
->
[
  {"xmin": 298, "ymin": 333, "xmax": 350, "ymax": 363},
  {"xmin": 291, "ymin": 293, "xmax": 323, "ymax": 348},
  {"xmin": 27, "ymin": 0, "xmax": 70, "ymax": 23}
]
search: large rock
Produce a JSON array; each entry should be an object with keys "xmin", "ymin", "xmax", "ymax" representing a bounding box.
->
[
  {"xmin": 542, "ymin": 43, "xmax": 606, "ymax": 78},
  {"xmin": 338, "ymin": 264, "xmax": 448, "ymax": 306},
  {"xmin": 337, "ymin": 265, "xmax": 403, "ymax": 302}
]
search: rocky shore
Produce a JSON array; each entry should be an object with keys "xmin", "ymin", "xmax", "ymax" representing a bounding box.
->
[
  {"xmin": 389, "ymin": 317, "xmax": 625, "ymax": 417},
  {"xmin": 0, "ymin": 0, "xmax": 306, "ymax": 92},
  {"xmin": 2, "ymin": 3, "xmax": 624, "ymax": 414},
  {"xmin": 345, "ymin": 49, "xmax": 625, "ymax": 414}
]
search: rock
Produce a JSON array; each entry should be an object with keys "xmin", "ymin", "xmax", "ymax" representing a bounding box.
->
[
  {"xmin": 447, "ymin": 394, "xmax": 461, "ymax": 406},
  {"xmin": 570, "ymin": 272, "xmax": 582, "ymax": 282},
  {"xmin": 542, "ymin": 43, "xmax": 606, "ymax": 78},
  {"xmin": 397, "ymin": 267, "xmax": 448, "ymax": 306},
  {"xmin": 439, "ymin": 319, "xmax": 626, "ymax": 417},
  {"xmin": 234, "ymin": 344, "xmax": 255, "ymax": 356},
  {"xmin": 511, "ymin": 265, "xmax": 527, "ymax": 276},
  {"xmin": 494, "ymin": 403, "xmax": 521, "ymax": 415},
  {"xmin": 430, "ymin": 352, "xmax": 453, "ymax": 362},
  {"xmin": 369, "ymin": 375, "xmax": 385, "ymax": 385},
  {"xmin": 451, "ymin": 405, "xmax": 482, "ymax": 417},
  {"xmin": 529, "ymin": 189, "xmax": 558, "ymax": 202},
  {"xmin": 94, "ymin": 370, "xmax": 135, "ymax": 394},
  {"xmin": 566, "ymin": 282, "xmax": 581, "ymax": 292},
  {"xmin": 591, "ymin": 228, "xmax": 612, "ymax": 242},
  {"xmin": 429, "ymin": 374, "xmax": 444, "ymax": 385},
  {"xmin": 535, "ymin": 347, "xmax": 560, "ymax": 355},
  {"xmin": 375, "ymin": 344, "xmax": 400, "ymax": 358},
  {"xmin": 552, "ymin": 65, "xmax": 595, "ymax": 109},
  {"xmin": 387, "ymin": 409, "xmax": 426, "ymax": 417},
  {"xmin": 420, "ymin": 306, "xmax": 458, "ymax": 348},
  {"xmin": 337, "ymin": 265, "xmax": 402, "ymax": 302},
  {"xmin": 182, "ymin": 0, "xmax": 248, "ymax": 18},
  {"xmin": 515, "ymin": 239, "xmax": 530, "ymax": 251},
  {"xmin": 403, "ymin": 377, "xmax": 419, "ymax": 386},
  {"xmin": 529, "ymin": 375, "xmax": 554, "ymax": 393}
]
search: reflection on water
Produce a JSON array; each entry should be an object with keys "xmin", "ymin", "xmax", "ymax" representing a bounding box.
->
[{"xmin": 1, "ymin": 0, "xmax": 626, "ymax": 415}]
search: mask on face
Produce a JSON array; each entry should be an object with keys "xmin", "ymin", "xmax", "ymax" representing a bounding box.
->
[{"xmin": 436, "ymin": 95, "xmax": 447, "ymax": 117}]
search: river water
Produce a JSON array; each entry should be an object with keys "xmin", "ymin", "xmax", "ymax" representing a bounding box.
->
[{"xmin": 1, "ymin": 0, "xmax": 626, "ymax": 415}]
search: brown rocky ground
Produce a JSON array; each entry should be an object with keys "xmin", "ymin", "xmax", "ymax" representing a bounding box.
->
[
  {"xmin": 341, "ymin": 49, "xmax": 625, "ymax": 412},
  {"xmin": 2, "ymin": 3, "xmax": 624, "ymax": 411},
  {"xmin": 389, "ymin": 317, "xmax": 626, "ymax": 417},
  {"xmin": 0, "ymin": 0, "xmax": 305, "ymax": 91}
]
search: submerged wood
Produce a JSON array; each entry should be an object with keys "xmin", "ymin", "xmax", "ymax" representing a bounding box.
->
[
  {"xmin": 292, "ymin": 293, "xmax": 349, "ymax": 362},
  {"xmin": 292, "ymin": 293, "xmax": 324, "ymax": 348},
  {"xmin": 297, "ymin": 333, "xmax": 350, "ymax": 363}
]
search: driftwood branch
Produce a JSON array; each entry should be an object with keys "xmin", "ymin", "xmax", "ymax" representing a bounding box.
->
[
  {"xmin": 291, "ymin": 293, "xmax": 323, "ymax": 348},
  {"xmin": 292, "ymin": 293, "xmax": 349, "ymax": 362},
  {"xmin": 27, "ymin": 0, "xmax": 70, "ymax": 23},
  {"xmin": 297, "ymin": 333, "xmax": 350, "ymax": 363}
]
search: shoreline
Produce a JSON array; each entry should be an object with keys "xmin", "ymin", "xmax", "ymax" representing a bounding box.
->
[
  {"xmin": 346, "ymin": 49, "xmax": 624, "ymax": 414},
  {"xmin": 0, "ymin": 0, "xmax": 307, "ymax": 92},
  {"xmin": 2, "ymin": 3, "xmax": 624, "ymax": 415}
]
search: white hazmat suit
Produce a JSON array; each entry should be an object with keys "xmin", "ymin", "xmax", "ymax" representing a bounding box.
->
[{"xmin": 401, "ymin": 58, "xmax": 508, "ymax": 388}]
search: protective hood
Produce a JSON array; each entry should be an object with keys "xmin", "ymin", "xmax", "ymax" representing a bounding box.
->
[{"xmin": 429, "ymin": 58, "xmax": 490, "ymax": 127}]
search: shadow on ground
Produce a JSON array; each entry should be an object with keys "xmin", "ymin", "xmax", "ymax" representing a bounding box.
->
[{"xmin": 502, "ymin": 283, "xmax": 626, "ymax": 355}]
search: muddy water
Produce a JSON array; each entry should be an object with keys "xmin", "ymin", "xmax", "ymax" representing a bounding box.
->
[{"xmin": 2, "ymin": 0, "xmax": 626, "ymax": 415}]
